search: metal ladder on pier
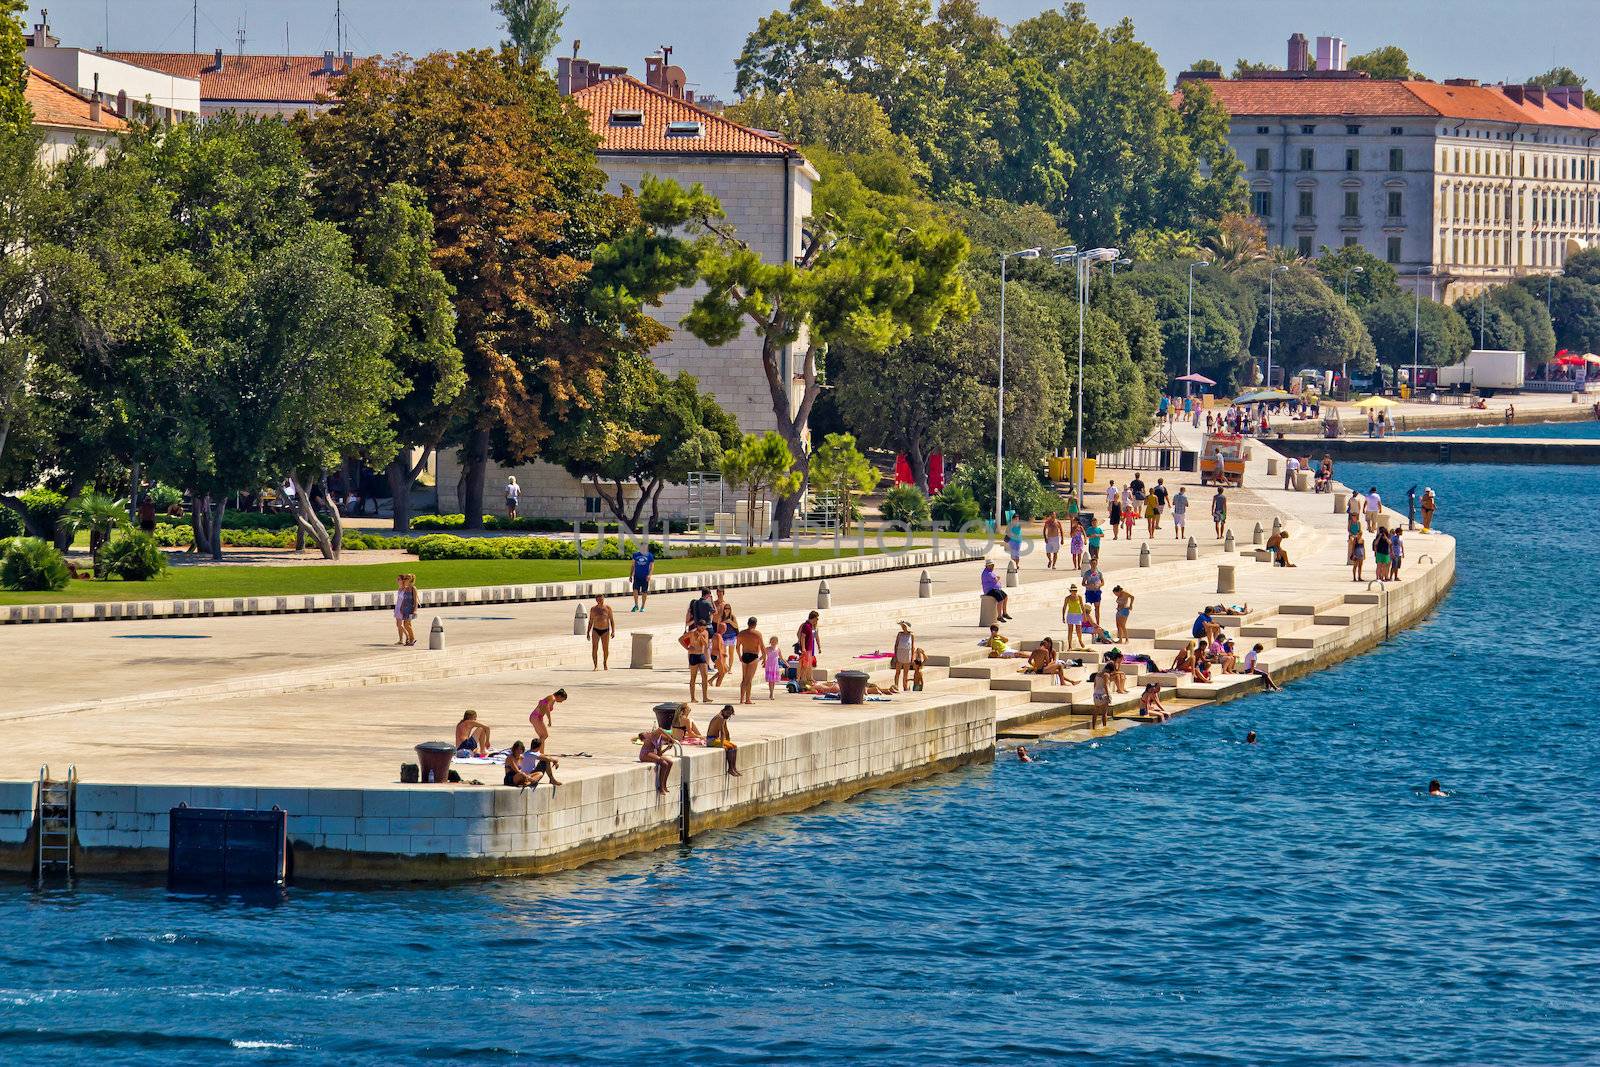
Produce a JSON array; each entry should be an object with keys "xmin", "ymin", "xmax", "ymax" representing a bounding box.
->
[{"xmin": 36, "ymin": 764, "xmax": 76, "ymax": 885}]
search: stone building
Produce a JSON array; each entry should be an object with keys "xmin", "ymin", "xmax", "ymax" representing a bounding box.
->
[
  {"xmin": 25, "ymin": 14, "xmax": 201, "ymax": 123},
  {"xmin": 1183, "ymin": 42, "xmax": 1600, "ymax": 301},
  {"xmin": 436, "ymin": 54, "xmax": 816, "ymax": 521}
]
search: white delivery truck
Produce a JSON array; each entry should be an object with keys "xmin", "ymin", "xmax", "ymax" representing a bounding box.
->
[{"xmin": 1435, "ymin": 350, "xmax": 1525, "ymax": 396}]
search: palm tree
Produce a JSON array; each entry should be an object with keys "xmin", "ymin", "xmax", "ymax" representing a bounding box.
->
[
  {"xmin": 65, "ymin": 491, "xmax": 129, "ymax": 556},
  {"xmin": 1203, "ymin": 212, "xmax": 1269, "ymax": 271}
]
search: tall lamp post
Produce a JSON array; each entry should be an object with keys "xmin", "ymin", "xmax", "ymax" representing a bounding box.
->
[
  {"xmin": 1186, "ymin": 260, "xmax": 1211, "ymax": 394},
  {"xmin": 1072, "ymin": 247, "xmax": 1121, "ymax": 506},
  {"xmin": 994, "ymin": 246, "xmax": 1042, "ymax": 528},
  {"xmin": 1266, "ymin": 264, "xmax": 1289, "ymax": 389},
  {"xmin": 1338, "ymin": 265, "xmax": 1364, "ymax": 391}
]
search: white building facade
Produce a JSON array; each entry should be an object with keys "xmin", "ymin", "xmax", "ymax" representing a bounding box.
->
[{"xmin": 1189, "ymin": 73, "xmax": 1600, "ymax": 300}]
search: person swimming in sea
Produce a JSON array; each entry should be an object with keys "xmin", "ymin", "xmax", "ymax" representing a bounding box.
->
[
  {"xmin": 1428, "ymin": 779, "xmax": 1447, "ymax": 797},
  {"xmin": 1245, "ymin": 731, "xmax": 1257, "ymax": 744},
  {"xmin": 1016, "ymin": 746, "xmax": 1034, "ymax": 763}
]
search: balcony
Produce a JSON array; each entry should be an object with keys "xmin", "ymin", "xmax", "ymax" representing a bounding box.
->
[{"xmin": 1340, "ymin": 215, "xmax": 1363, "ymax": 228}]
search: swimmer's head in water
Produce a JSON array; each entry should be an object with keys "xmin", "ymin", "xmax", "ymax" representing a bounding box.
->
[{"xmin": 1246, "ymin": 731, "xmax": 1257, "ymax": 743}]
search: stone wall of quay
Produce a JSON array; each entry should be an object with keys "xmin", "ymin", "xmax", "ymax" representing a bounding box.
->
[{"xmin": 0, "ymin": 693, "xmax": 996, "ymax": 880}]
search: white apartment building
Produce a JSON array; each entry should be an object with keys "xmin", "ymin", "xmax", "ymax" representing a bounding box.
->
[
  {"xmin": 25, "ymin": 14, "xmax": 199, "ymax": 122},
  {"xmin": 1186, "ymin": 72, "xmax": 1600, "ymax": 300}
]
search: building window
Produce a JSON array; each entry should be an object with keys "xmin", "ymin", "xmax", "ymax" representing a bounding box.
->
[
  {"xmin": 584, "ymin": 496, "xmax": 602, "ymax": 514},
  {"xmin": 1256, "ymin": 125, "xmax": 1270, "ymax": 134},
  {"xmin": 1387, "ymin": 190, "xmax": 1403, "ymax": 217},
  {"xmin": 1297, "ymin": 235, "xmax": 1314, "ymax": 257},
  {"xmin": 1254, "ymin": 147, "xmax": 1270, "ymax": 170},
  {"xmin": 1343, "ymin": 236, "xmax": 1359, "ymax": 248},
  {"xmin": 1344, "ymin": 190, "xmax": 1360, "ymax": 217},
  {"xmin": 1390, "ymin": 125, "xmax": 1404, "ymax": 136},
  {"xmin": 1386, "ymin": 236, "xmax": 1402, "ymax": 263},
  {"xmin": 1301, "ymin": 124, "xmax": 1315, "ymax": 134},
  {"xmin": 1346, "ymin": 148, "xmax": 1360, "ymax": 171},
  {"xmin": 1297, "ymin": 189, "xmax": 1314, "ymax": 216},
  {"xmin": 1251, "ymin": 190, "xmax": 1273, "ymax": 217},
  {"xmin": 1299, "ymin": 147, "xmax": 1314, "ymax": 170},
  {"xmin": 1346, "ymin": 124, "xmax": 1361, "ymax": 135},
  {"xmin": 1389, "ymin": 147, "xmax": 1404, "ymax": 171}
]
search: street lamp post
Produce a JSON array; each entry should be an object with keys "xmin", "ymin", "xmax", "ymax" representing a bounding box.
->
[
  {"xmin": 1109, "ymin": 256, "xmax": 1132, "ymax": 277},
  {"xmin": 1071, "ymin": 247, "xmax": 1121, "ymax": 506},
  {"xmin": 1266, "ymin": 264, "xmax": 1289, "ymax": 389},
  {"xmin": 1339, "ymin": 265, "xmax": 1364, "ymax": 392},
  {"xmin": 1186, "ymin": 260, "xmax": 1210, "ymax": 395},
  {"xmin": 1547, "ymin": 269, "xmax": 1562, "ymax": 319},
  {"xmin": 995, "ymin": 247, "xmax": 1042, "ymax": 529}
]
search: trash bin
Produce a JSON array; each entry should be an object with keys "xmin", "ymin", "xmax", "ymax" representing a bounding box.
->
[
  {"xmin": 653, "ymin": 702, "xmax": 681, "ymax": 730},
  {"xmin": 414, "ymin": 741, "xmax": 455, "ymax": 784},
  {"xmin": 836, "ymin": 670, "xmax": 870, "ymax": 705}
]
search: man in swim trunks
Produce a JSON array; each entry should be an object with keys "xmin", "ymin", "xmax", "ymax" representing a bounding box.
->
[
  {"xmin": 705, "ymin": 704, "xmax": 742, "ymax": 776},
  {"xmin": 735, "ymin": 618, "xmax": 764, "ymax": 705},
  {"xmin": 1171, "ymin": 486, "xmax": 1188, "ymax": 540},
  {"xmin": 1211, "ymin": 487, "xmax": 1227, "ymax": 539},
  {"xmin": 680, "ymin": 622, "xmax": 711, "ymax": 703},
  {"xmin": 455, "ymin": 710, "xmax": 491, "ymax": 756},
  {"xmin": 1041, "ymin": 512, "xmax": 1063, "ymax": 570},
  {"xmin": 587, "ymin": 593, "xmax": 614, "ymax": 670}
]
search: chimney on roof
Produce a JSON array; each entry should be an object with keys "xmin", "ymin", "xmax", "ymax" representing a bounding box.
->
[
  {"xmin": 213, "ymin": 47, "xmax": 224, "ymax": 72},
  {"xmin": 1315, "ymin": 36, "xmax": 1347, "ymax": 73},
  {"xmin": 1287, "ymin": 33, "xmax": 1310, "ymax": 72},
  {"xmin": 322, "ymin": 50, "xmax": 335, "ymax": 75},
  {"xmin": 1501, "ymin": 83, "xmax": 1523, "ymax": 104},
  {"xmin": 342, "ymin": 50, "xmax": 353, "ymax": 72},
  {"xmin": 1525, "ymin": 84, "xmax": 1545, "ymax": 107},
  {"xmin": 89, "ymin": 72, "xmax": 101, "ymax": 123},
  {"xmin": 644, "ymin": 46, "xmax": 689, "ymax": 100},
  {"xmin": 27, "ymin": 9, "xmax": 59, "ymax": 48},
  {"xmin": 1445, "ymin": 78, "xmax": 1480, "ymax": 88}
]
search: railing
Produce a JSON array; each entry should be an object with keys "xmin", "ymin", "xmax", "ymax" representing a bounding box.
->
[
  {"xmin": 1520, "ymin": 379, "xmax": 1595, "ymax": 393},
  {"xmin": 1095, "ymin": 446, "xmax": 1196, "ymax": 473}
]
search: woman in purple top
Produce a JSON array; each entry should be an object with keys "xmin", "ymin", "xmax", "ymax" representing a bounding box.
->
[{"xmin": 980, "ymin": 561, "xmax": 1011, "ymax": 621}]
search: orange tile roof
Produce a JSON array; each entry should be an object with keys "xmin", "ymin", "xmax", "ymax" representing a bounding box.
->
[
  {"xmin": 573, "ymin": 75, "xmax": 798, "ymax": 157},
  {"xmin": 103, "ymin": 52, "xmax": 353, "ymax": 105},
  {"xmin": 26, "ymin": 66, "xmax": 127, "ymax": 133},
  {"xmin": 1190, "ymin": 77, "xmax": 1600, "ymax": 130}
]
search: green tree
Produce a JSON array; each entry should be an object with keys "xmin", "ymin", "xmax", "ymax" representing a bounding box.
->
[
  {"xmin": 1243, "ymin": 264, "xmax": 1374, "ymax": 373},
  {"xmin": 302, "ymin": 49, "xmax": 667, "ymax": 528},
  {"xmin": 719, "ymin": 431, "xmax": 803, "ymax": 543},
  {"xmin": 1349, "ymin": 46, "xmax": 1418, "ymax": 80},
  {"xmin": 1516, "ymin": 274, "xmax": 1600, "ymax": 354},
  {"xmin": 348, "ymin": 183, "xmax": 464, "ymax": 532},
  {"xmin": 1560, "ymin": 247, "xmax": 1600, "ymax": 287},
  {"xmin": 677, "ymin": 156, "xmax": 972, "ymax": 532},
  {"xmin": 725, "ymin": 87, "xmax": 927, "ymax": 181},
  {"xmin": 1453, "ymin": 295, "xmax": 1526, "ymax": 353},
  {"xmin": 64, "ymin": 490, "xmax": 127, "ymax": 556},
  {"xmin": 809, "ymin": 432, "xmax": 879, "ymax": 531},
  {"xmin": 493, "ymin": 0, "xmax": 567, "ymax": 66},
  {"xmin": 1067, "ymin": 305, "xmax": 1151, "ymax": 455},
  {"xmin": 1489, "ymin": 283, "xmax": 1556, "ymax": 363},
  {"xmin": 0, "ymin": 1, "xmax": 28, "ymax": 133},
  {"xmin": 1361, "ymin": 296, "xmax": 1471, "ymax": 383},
  {"xmin": 1312, "ymin": 244, "xmax": 1400, "ymax": 309},
  {"xmin": 1231, "ymin": 59, "xmax": 1281, "ymax": 77},
  {"xmin": 550, "ymin": 357, "xmax": 739, "ymax": 532},
  {"xmin": 1121, "ymin": 267, "xmax": 1243, "ymax": 388},
  {"xmin": 1188, "ymin": 58, "xmax": 1222, "ymax": 74}
]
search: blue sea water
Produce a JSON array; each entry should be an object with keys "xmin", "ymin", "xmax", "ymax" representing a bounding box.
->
[
  {"xmin": 1, "ymin": 460, "xmax": 1597, "ymax": 1065},
  {"xmin": 1402, "ymin": 417, "xmax": 1600, "ymax": 440}
]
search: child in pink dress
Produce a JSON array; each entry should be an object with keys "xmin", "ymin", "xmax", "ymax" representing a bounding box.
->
[{"xmin": 763, "ymin": 637, "xmax": 782, "ymax": 699}]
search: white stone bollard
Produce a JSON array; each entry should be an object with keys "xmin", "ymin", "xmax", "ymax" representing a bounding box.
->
[
  {"xmin": 1139, "ymin": 543, "xmax": 1151, "ymax": 567},
  {"xmin": 1224, "ymin": 530, "xmax": 1236, "ymax": 554},
  {"xmin": 1252, "ymin": 522, "xmax": 1264, "ymax": 545},
  {"xmin": 1186, "ymin": 536, "xmax": 1198, "ymax": 561},
  {"xmin": 918, "ymin": 570, "xmax": 932, "ymax": 598},
  {"xmin": 978, "ymin": 595, "xmax": 1000, "ymax": 628},
  {"xmin": 573, "ymin": 603, "xmax": 587, "ymax": 635},
  {"xmin": 1217, "ymin": 564, "xmax": 1236, "ymax": 594},
  {"xmin": 1272, "ymin": 516, "xmax": 1283, "ymax": 537},
  {"xmin": 1005, "ymin": 560, "xmax": 1019, "ymax": 588},
  {"xmin": 817, "ymin": 580, "xmax": 831, "ymax": 609},
  {"xmin": 1266, "ymin": 456, "xmax": 1279, "ymax": 477},
  {"xmin": 428, "ymin": 617, "xmax": 444, "ymax": 650},
  {"xmin": 1334, "ymin": 490, "xmax": 1348, "ymax": 515},
  {"xmin": 631, "ymin": 632, "xmax": 654, "ymax": 669}
]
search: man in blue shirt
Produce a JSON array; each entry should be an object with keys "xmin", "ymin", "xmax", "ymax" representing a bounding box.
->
[{"xmin": 630, "ymin": 547, "xmax": 655, "ymax": 612}]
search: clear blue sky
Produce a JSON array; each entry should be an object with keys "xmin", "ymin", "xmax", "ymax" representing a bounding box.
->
[{"xmin": 22, "ymin": 0, "xmax": 1600, "ymax": 99}]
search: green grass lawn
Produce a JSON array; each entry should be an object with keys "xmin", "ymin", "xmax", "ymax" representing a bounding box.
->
[{"xmin": 0, "ymin": 547, "xmax": 884, "ymax": 605}]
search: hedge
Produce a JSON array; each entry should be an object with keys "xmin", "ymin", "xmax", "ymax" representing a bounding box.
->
[
  {"xmin": 411, "ymin": 513, "xmax": 692, "ymax": 533},
  {"xmin": 407, "ymin": 534, "xmax": 670, "ymax": 562},
  {"xmin": 149, "ymin": 523, "xmax": 415, "ymax": 552}
]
